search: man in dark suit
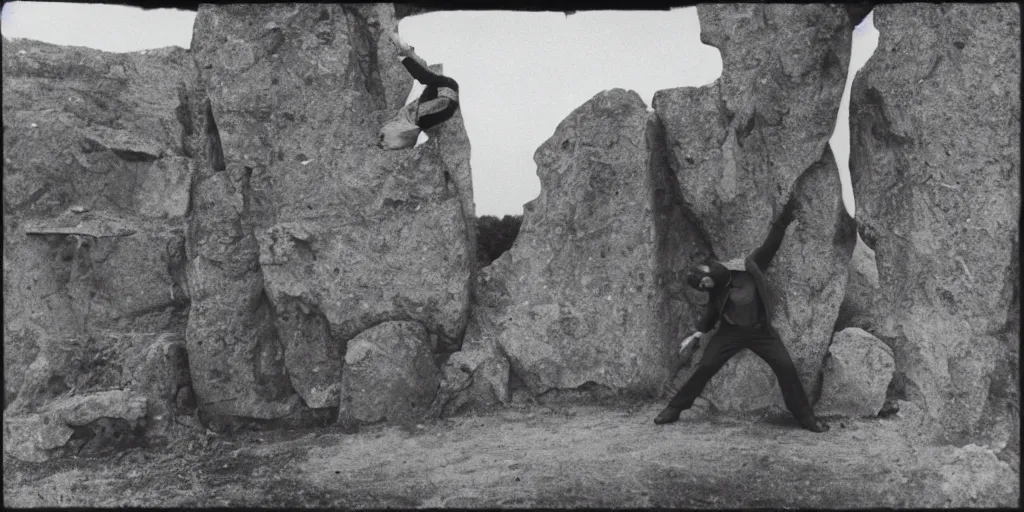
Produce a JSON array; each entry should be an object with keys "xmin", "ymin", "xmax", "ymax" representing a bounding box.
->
[
  {"xmin": 656, "ymin": 201, "xmax": 830, "ymax": 433},
  {"xmin": 378, "ymin": 32, "xmax": 460, "ymax": 150}
]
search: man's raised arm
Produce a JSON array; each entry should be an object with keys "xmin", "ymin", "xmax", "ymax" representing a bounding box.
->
[{"xmin": 747, "ymin": 199, "xmax": 798, "ymax": 273}]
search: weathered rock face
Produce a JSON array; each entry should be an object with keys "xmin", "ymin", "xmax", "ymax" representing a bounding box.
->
[
  {"xmin": 656, "ymin": 5, "xmax": 857, "ymax": 412},
  {"xmin": 184, "ymin": 4, "xmax": 474, "ymax": 418},
  {"xmin": 3, "ymin": 390, "xmax": 147, "ymax": 462},
  {"xmin": 817, "ymin": 328, "xmax": 895, "ymax": 418},
  {"xmin": 440, "ymin": 89, "xmax": 706, "ymax": 402},
  {"xmin": 849, "ymin": 3, "xmax": 1020, "ymax": 445},
  {"xmin": 656, "ymin": 4, "xmax": 853, "ymax": 259},
  {"xmin": 2, "ymin": 38, "xmax": 193, "ymax": 412},
  {"xmin": 337, "ymin": 321, "xmax": 441, "ymax": 424},
  {"xmin": 834, "ymin": 234, "xmax": 880, "ymax": 332}
]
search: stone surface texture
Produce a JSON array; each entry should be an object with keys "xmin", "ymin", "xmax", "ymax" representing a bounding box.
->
[
  {"xmin": 3, "ymin": 37, "xmax": 192, "ymax": 413},
  {"xmin": 817, "ymin": 328, "xmax": 895, "ymax": 418},
  {"xmin": 849, "ymin": 3, "xmax": 1020, "ymax": 446},
  {"xmin": 337, "ymin": 321, "xmax": 442, "ymax": 424},
  {"xmin": 656, "ymin": 5, "xmax": 857, "ymax": 412}
]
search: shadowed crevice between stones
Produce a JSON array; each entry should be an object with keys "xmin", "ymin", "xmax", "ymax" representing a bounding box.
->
[
  {"xmin": 174, "ymin": 82, "xmax": 195, "ymax": 159},
  {"xmin": 203, "ymin": 99, "xmax": 225, "ymax": 172}
]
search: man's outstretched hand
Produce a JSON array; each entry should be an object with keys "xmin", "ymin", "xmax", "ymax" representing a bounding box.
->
[{"xmin": 389, "ymin": 32, "xmax": 415, "ymax": 58}]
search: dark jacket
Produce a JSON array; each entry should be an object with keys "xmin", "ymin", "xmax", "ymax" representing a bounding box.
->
[{"xmin": 695, "ymin": 214, "xmax": 792, "ymax": 333}]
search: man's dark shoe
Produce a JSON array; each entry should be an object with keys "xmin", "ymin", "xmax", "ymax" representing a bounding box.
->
[
  {"xmin": 799, "ymin": 416, "xmax": 830, "ymax": 433},
  {"xmin": 654, "ymin": 406, "xmax": 682, "ymax": 425}
]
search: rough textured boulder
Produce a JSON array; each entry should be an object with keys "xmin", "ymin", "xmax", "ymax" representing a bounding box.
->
[
  {"xmin": 655, "ymin": 5, "xmax": 857, "ymax": 412},
  {"xmin": 3, "ymin": 390, "xmax": 146, "ymax": 462},
  {"xmin": 2, "ymin": 37, "xmax": 192, "ymax": 412},
  {"xmin": 817, "ymin": 328, "xmax": 895, "ymax": 417},
  {"xmin": 121, "ymin": 333, "xmax": 196, "ymax": 438},
  {"xmin": 429, "ymin": 277, "xmax": 512, "ymax": 417},
  {"xmin": 656, "ymin": 4, "xmax": 853, "ymax": 258},
  {"xmin": 184, "ymin": 4, "xmax": 474, "ymax": 418},
  {"xmin": 834, "ymin": 234, "xmax": 880, "ymax": 332},
  {"xmin": 849, "ymin": 3, "xmax": 1020, "ymax": 446},
  {"xmin": 337, "ymin": 321, "xmax": 441, "ymax": 424},
  {"xmin": 5, "ymin": 330, "xmax": 197, "ymax": 446},
  {"xmin": 437, "ymin": 89, "xmax": 707, "ymax": 403}
]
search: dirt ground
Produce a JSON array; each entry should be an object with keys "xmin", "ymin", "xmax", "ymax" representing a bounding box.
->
[{"xmin": 3, "ymin": 400, "xmax": 1019, "ymax": 508}]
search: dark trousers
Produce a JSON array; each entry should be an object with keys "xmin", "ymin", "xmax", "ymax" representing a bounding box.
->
[
  {"xmin": 401, "ymin": 57, "xmax": 460, "ymax": 130},
  {"xmin": 667, "ymin": 322, "xmax": 814, "ymax": 421}
]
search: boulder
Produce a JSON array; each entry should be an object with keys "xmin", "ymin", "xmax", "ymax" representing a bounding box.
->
[
  {"xmin": 2, "ymin": 37, "xmax": 192, "ymax": 411},
  {"xmin": 849, "ymin": 3, "xmax": 1020, "ymax": 445},
  {"xmin": 3, "ymin": 390, "xmax": 146, "ymax": 463},
  {"xmin": 185, "ymin": 4, "xmax": 473, "ymax": 416},
  {"xmin": 656, "ymin": 5, "xmax": 857, "ymax": 412},
  {"xmin": 817, "ymin": 328, "xmax": 895, "ymax": 417},
  {"xmin": 431, "ymin": 271, "xmax": 514, "ymax": 417},
  {"xmin": 337, "ymin": 321, "xmax": 441, "ymax": 424},
  {"xmin": 453, "ymin": 89, "xmax": 707, "ymax": 399},
  {"xmin": 834, "ymin": 234, "xmax": 880, "ymax": 332}
]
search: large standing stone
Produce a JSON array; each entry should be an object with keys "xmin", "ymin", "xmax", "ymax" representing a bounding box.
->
[
  {"xmin": 849, "ymin": 4, "xmax": 1020, "ymax": 445},
  {"xmin": 449, "ymin": 89, "xmax": 705, "ymax": 399},
  {"xmin": 817, "ymin": 328, "xmax": 895, "ymax": 417},
  {"xmin": 185, "ymin": 5, "xmax": 473, "ymax": 415},
  {"xmin": 337, "ymin": 321, "xmax": 441, "ymax": 424},
  {"xmin": 3, "ymin": 37, "xmax": 192, "ymax": 411},
  {"xmin": 655, "ymin": 5, "xmax": 857, "ymax": 412}
]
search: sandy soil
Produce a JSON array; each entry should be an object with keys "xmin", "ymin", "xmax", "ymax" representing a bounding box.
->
[{"xmin": 3, "ymin": 401, "xmax": 1019, "ymax": 508}]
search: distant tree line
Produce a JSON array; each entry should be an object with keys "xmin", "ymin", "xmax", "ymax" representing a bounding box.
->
[{"xmin": 476, "ymin": 214, "xmax": 522, "ymax": 267}]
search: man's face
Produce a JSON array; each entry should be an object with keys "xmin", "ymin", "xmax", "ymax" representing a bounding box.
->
[{"xmin": 686, "ymin": 264, "xmax": 716, "ymax": 291}]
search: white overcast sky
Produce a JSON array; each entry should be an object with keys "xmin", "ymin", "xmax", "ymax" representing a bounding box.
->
[{"xmin": 1, "ymin": 2, "xmax": 878, "ymax": 217}]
